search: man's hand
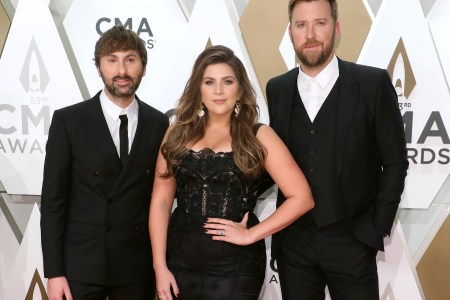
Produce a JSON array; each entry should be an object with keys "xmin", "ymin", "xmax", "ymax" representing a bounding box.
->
[{"xmin": 47, "ymin": 276, "xmax": 73, "ymax": 300}]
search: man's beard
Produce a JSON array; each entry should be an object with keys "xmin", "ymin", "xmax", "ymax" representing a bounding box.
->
[
  {"xmin": 101, "ymin": 72, "xmax": 144, "ymax": 99},
  {"xmin": 296, "ymin": 33, "xmax": 335, "ymax": 69}
]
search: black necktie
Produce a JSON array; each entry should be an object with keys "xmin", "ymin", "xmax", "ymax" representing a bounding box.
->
[{"xmin": 119, "ymin": 114, "xmax": 129, "ymax": 166}]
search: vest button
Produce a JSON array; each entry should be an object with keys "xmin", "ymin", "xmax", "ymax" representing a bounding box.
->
[
  {"xmin": 309, "ymin": 148, "xmax": 316, "ymax": 154},
  {"xmin": 310, "ymin": 168, "xmax": 316, "ymax": 173},
  {"xmin": 310, "ymin": 130, "xmax": 316, "ymax": 135}
]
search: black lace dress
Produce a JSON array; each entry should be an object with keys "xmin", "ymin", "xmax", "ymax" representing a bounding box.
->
[{"xmin": 167, "ymin": 149, "xmax": 266, "ymax": 300}]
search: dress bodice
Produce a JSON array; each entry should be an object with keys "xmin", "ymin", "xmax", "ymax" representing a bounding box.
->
[
  {"xmin": 175, "ymin": 148, "xmax": 261, "ymax": 222},
  {"xmin": 168, "ymin": 148, "xmax": 267, "ymax": 295}
]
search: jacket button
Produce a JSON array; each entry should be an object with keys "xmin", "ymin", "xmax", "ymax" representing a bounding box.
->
[
  {"xmin": 146, "ymin": 170, "xmax": 151, "ymax": 176},
  {"xmin": 134, "ymin": 226, "xmax": 140, "ymax": 231},
  {"xmin": 309, "ymin": 148, "xmax": 316, "ymax": 154},
  {"xmin": 310, "ymin": 130, "xmax": 316, "ymax": 135},
  {"xmin": 310, "ymin": 168, "xmax": 316, "ymax": 173},
  {"xmin": 92, "ymin": 171, "xmax": 99, "ymax": 176}
]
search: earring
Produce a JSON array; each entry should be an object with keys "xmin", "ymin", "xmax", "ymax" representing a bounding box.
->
[
  {"xmin": 234, "ymin": 101, "xmax": 240, "ymax": 117},
  {"xmin": 197, "ymin": 103, "xmax": 205, "ymax": 118}
]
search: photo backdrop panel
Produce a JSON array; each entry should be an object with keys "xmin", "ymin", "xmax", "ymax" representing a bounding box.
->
[
  {"xmin": 3, "ymin": 205, "xmax": 46, "ymax": 300},
  {"xmin": 0, "ymin": 1, "xmax": 10, "ymax": 56},
  {"xmin": 428, "ymin": 0, "xmax": 450, "ymax": 90},
  {"xmin": 0, "ymin": 0, "xmax": 449, "ymax": 299},
  {"xmin": 63, "ymin": 0, "xmax": 188, "ymax": 115},
  {"xmin": 0, "ymin": 0, "xmax": 82, "ymax": 195},
  {"xmin": 0, "ymin": 207, "xmax": 20, "ymax": 300},
  {"xmin": 358, "ymin": 0, "xmax": 450, "ymax": 209}
]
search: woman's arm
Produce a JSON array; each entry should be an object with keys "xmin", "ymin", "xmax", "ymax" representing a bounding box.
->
[
  {"xmin": 205, "ymin": 125, "xmax": 314, "ymax": 245},
  {"xmin": 149, "ymin": 127, "xmax": 179, "ymax": 300}
]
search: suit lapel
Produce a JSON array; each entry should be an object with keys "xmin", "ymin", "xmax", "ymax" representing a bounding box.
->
[
  {"xmin": 109, "ymin": 98, "xmax": 153, "ymax": 197},
  {"xmin": 127, "ymin": 98, "xmax": 150, "ymax": 163},
  {"xmin": 86, "ymin": 92, "xmax": 122, "ymax": 176},
  {"xmin": 336, "ymin": 59, "xmax": 358, "ymax": 177},
  {"xmin": 278, "ymin": 68, "xmax": 299, "ymax": 146}
]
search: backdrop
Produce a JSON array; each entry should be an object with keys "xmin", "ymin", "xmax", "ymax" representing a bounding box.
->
[{"xmin": 1, "ymin": 0, "xmax": 449, "ymax": 299}]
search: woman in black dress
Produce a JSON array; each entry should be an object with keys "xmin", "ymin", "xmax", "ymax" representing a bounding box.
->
[{"xmin": 149, "ymin": 45, "xmax": 314, "ymax": 300}]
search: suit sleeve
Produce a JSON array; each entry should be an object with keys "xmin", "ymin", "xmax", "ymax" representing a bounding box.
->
[
  {"xmin": 266, "ymin": 78, "xmax": 276, "ymax": 128},
  {"xmin": 373, "ymin": 70, "xmax": 408, "ymax": 236},
  {"xmin": 40, "ymin": 109, "xmax": 72, "ymax": 278},
  {"xmin": 257, "ymin": 79, "xmax": 276, "ymax": 194}
]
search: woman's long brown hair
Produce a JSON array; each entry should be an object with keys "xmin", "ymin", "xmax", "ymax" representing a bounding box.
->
[{"xmin": 161, "ymin": 45, "xmax": 266, "ymax": 179}]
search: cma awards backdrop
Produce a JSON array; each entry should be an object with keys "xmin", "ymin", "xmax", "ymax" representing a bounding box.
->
[{"xmin": 0, "ymin": 0, "xmax": 449, "ymax": 299}]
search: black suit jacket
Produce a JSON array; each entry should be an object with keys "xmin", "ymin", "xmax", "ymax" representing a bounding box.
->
[
  {"xmin": 40, "ymin": 91, "xmax": 169, "ymax": 285},
  {"xmin": 266, "ymin": 58, "xmax": 408, "ymax": 254}
]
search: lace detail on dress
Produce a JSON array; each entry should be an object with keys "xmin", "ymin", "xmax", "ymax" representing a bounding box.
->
[
  {"xmin": 175, "ymin": 148, "xmax": 260, "ymax": 222},
  {"xmin": 167, "ymin": 148, "xmax": 266, "ymax": 297}
]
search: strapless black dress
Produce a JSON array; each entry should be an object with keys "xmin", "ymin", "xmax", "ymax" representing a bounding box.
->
[{"xmin": 167, "ymin": 149, "xmax": 266, "ymax": 300}]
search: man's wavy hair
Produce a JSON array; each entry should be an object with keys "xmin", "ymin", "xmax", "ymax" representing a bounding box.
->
[
  {"xmin": 94, "ymin": 25, "xmax": 147, "ymax": 67},
  {"xmin": 288, "ymin": 0, "xmax": 338, "ymax": 23},
  {"xmin": 161, "ymin": 45, "xmax": 266, "ymax": 179}
]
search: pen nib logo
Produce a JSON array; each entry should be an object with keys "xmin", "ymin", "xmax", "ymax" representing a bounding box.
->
[
  {"xmin": 20, "ymin": 37, "xmax": 49, "ymax": 95},
  {"xmin": 25, "ymin": 269, "xmax": 49, "ymax": 300},
  {"xmin": 388, "ymin": 38, "xmax": 416, "ymax": 101}
]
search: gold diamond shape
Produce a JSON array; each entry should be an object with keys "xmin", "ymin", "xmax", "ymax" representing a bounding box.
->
[
  {"xmin": 240, "ymin": 0, "xmax": 372, "ymax": 100},
  {"xmin": 336, "ymin": 0, "xmax": 372, "ymax": 62},
  {"xmin": 417, "ymin": 215, "xmax": 450, "ymax": 299},
  {"xmin": 240, "ymin": 0, "xmax": 290, "ymax": 100},
  {"xmin": 0, "ymin": 2, "xmax": 11, "ymax": 57}
]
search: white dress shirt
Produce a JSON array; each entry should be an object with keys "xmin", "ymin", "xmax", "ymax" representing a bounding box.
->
[
  {"xmin": 297, "ymin": 55, "xmax": 340, "ymax": 122},
  {"xmin": 100, "ymin": 90, "xmax": 139, "ymax": 157}
]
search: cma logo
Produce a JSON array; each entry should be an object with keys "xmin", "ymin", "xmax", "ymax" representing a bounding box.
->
[
  {"xmin": 96, "ymin": 18, "xmax": 155, "ymax": 49},
  {"xmin": 20, "ymin": 38, "xmax": 49, "ymax": 96},
  {"xmin": 388, "ymin": 39, "xmax": 450, "ymax": 165},
  {"xmin": 268, "ymin": 257, "xmax": 279, "ymax": 284},
  {"xmin": 388, "ymin": 38, "xmax": 416, "ymax": 110}
]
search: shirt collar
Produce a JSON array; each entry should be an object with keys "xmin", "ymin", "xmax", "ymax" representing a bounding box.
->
[
  {"xmin": 100, "ymin": 89, "xmax": 138, "ymax": 121},
  {"xmin": 298, "ymin": 55, "xmax": 339, "ymax": 89}
]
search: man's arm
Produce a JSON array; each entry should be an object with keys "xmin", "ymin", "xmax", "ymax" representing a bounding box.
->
[
  {"xmin": 372, "ymin": 70, "xmax": 409, "ymax": 236},
  {"xmin": 257, "ymin": 78, "xmax": 281, "ymax": 196},
  {"xmin": 40, "ymin": 109, "xmax": 72, "ymax": 278}
]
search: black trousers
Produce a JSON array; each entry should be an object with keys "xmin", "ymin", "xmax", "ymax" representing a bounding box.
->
[
  {"xmin": 67, "ymin": 280, "xmax": 155, "ymax": 300},
  {"xmin": 277, "ymin": 220, "xmax": 379, "ymax": 300}
]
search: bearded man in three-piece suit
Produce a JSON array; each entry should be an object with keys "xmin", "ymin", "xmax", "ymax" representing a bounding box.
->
[
  {"xmin": 40, "ymin": 25, "xmax": 169, "ymax": 300},
  {"xmin": 265, "ymin": 0, "xmax": 409, "ymax": 299}
]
